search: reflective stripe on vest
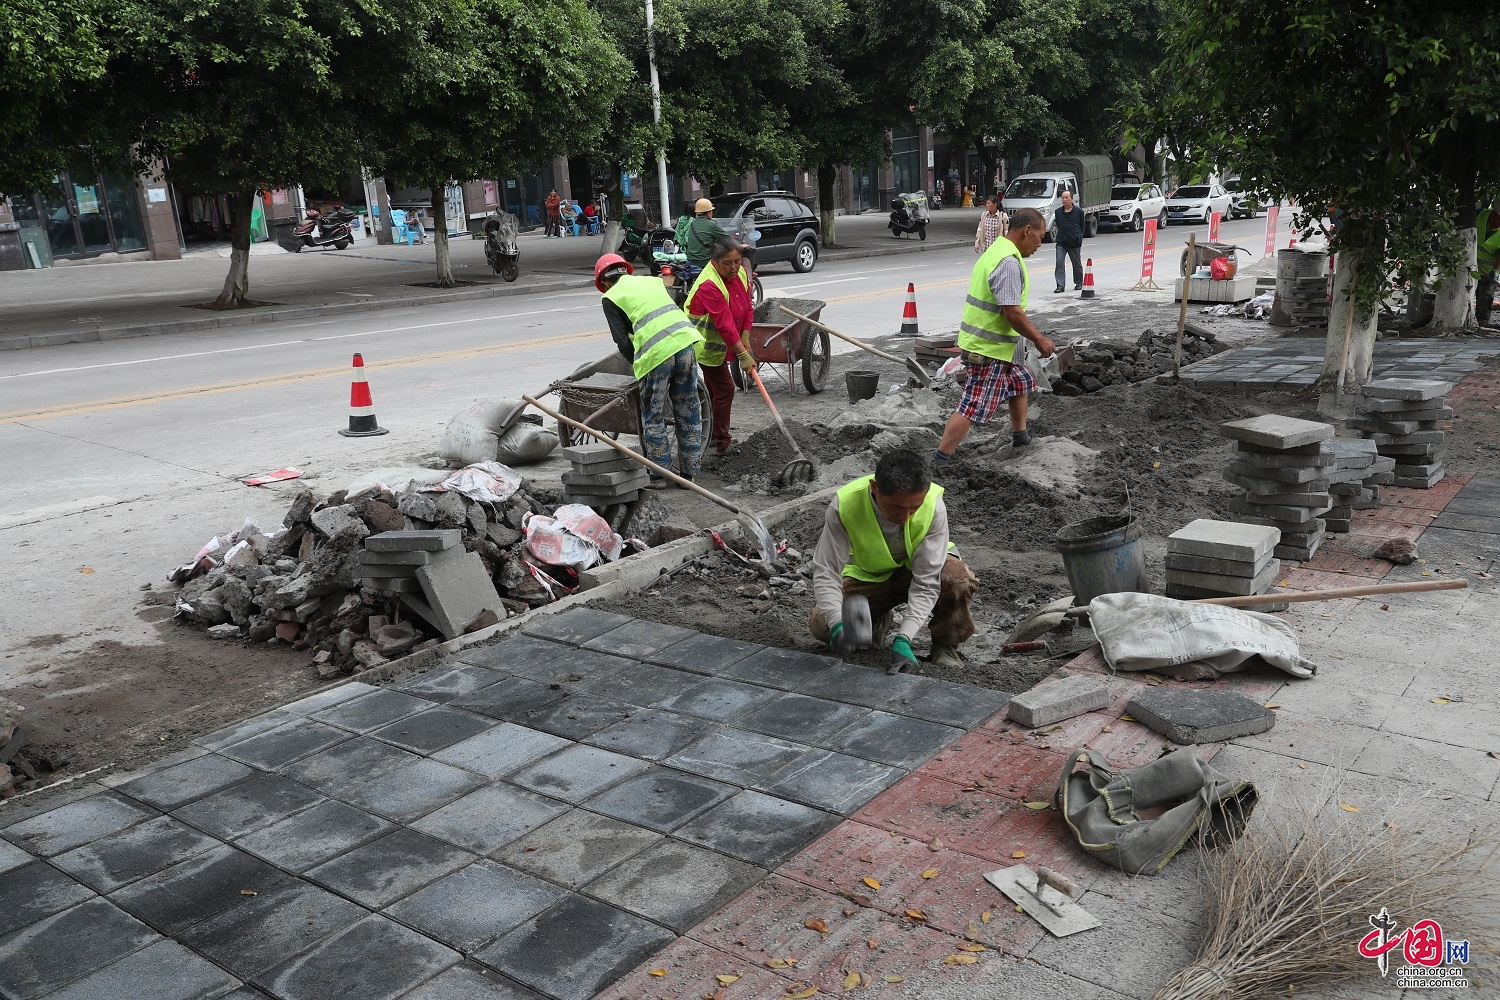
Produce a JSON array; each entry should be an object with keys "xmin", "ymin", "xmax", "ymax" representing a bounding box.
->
[
  {"xmin": 957, "ymin": 236, "xmax": 1029, "ymax": 363},
  {"xmin": 835, "ymin": 475, "xmax": 945, "ymax": 583},
  {"xmin": 686, "ymin": 263, "xmax": 749, "ymax": 367},
  {"xmin": 603, "ymin": 274, "xmax": 704, "ymax": 379}
]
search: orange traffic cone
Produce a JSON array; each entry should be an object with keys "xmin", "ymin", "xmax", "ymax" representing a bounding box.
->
[
  {"xmin": 1080, "ymin": 259, "xmax": 1096, "ymax": 299},
  {"xmin": 338, "ymin": 352, "xmax": 389, "ymax": 437},
  {"xmin": 899, "ymin": 282, "xmax": 920, "ymax": 336}
]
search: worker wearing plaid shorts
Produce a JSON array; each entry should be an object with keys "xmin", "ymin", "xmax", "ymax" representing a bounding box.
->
[{"xmin": 935, "ymin": 207, "xmax": 1056, "ymax": 464}]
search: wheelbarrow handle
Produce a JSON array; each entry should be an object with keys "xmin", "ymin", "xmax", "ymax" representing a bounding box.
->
[{"xmin": 778, "ymin": 307, "xmax": 904, "ymax": 364}]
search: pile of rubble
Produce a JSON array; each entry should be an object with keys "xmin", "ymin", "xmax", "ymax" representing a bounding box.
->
[{"xmin": 1052, "ymin": 326, "xmax": 1221, "ymax": 395}]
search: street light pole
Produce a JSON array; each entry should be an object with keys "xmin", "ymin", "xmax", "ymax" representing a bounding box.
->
[{"xmin": 644, "ymin": 0, "xmax": 672, "ymax": 227}]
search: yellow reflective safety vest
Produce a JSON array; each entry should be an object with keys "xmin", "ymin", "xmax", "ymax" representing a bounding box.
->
[
  {"xmin": 836, "ymin": 475, "xmax": 946, "ymax": 583},
  {"xmin": 603, "ymin": 274, "xmax": 704, "ymax": 379},
  {"xmin": 686, "ymin": 262, "xmax": 750, "ymax": 367},
  {"xmin": 957, "ymin": 235, "xmax": 1029, "ymax": 363},
  {"xmin": 1479, "ymin": 208, "xmax": 1500, "ymax": 258}
]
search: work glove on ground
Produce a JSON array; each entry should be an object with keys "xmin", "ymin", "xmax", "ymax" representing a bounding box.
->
[{"xmin": 888, "ymin": 633, "xmax": 918, "ymax": 675}]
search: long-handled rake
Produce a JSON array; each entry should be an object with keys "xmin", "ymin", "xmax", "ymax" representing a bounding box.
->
[{"xmin": 741, "ymin": 362, "xmax": 816, "ymax": 487}]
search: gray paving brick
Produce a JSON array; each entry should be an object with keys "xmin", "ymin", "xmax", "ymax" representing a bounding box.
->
[
  {"xmin": 583, "ymin": 709, "xmax": 717, "ymax": 761},
  {"xmin": 0, "ymin": 839, "xmax": 34, "ymax": 876},
  {"xmin": 280, "ymin": 682, "xmax": 379, "ymax": 716},
  {"xmin": 0, "ymin": 898, "xmax": 159, "ymax": 1000},
  {"xmin": 674, "ymin": 790, "xmax": 840, "ymax": 867},
  {"xmin": 116, "ymin": 754, "xmax": 254, "ymax": 810},
  {"xmin": 52, "ymin": 815, "xmax": 220, "ymax": 893},
  {"xmin": 107, "ymin": 843, "xmax": 292, "ymax": 934},
  {"xmin": 368, "ymin": 706, "xmax": 498, "ymax": 754},
  {"xmin": 520, "ymin": 607, "xmax": 633, "ymax": 645},
  {"xmin": 311, "ymin": 688, "xmax": 433, "ymax": 734},
  {"xmin": 400, "ymin": 963, "xmax": 542, "ymax": 1000},
  {"xmin": 430, "ymin": 724, "xmax": 571, "ymax": 780},
  {"xmin": 457, "ymin": 635, "xmax": 574, "ymax": 675},
  {"xmin": 279, "ymin": 737, "xmax": 420, "ymax": 794},
  {"xmin": 718, "ymin": 646, "xmax": 839, "ymax": 691},
  {"xmin": 583, "ymin": 839, "xmax": 764, "ymax": 932},
  {"xmin": 39, "ymin": 938, "xmax": 237, "ymax": 1000},
  {"xmin": 340, "ymin": 758, "xmax": 487, "ymax": 823},
  {"xmin": 736, "ymin": 694, "xmax": 869, "ymax": 743},
  {"xmin": 496, "ymin": 811, "xmax": 661, "ymax": 889},
  {"xmin": 1167, "ymin": 519, "xmax": 1280, "ymax": 563},
  {"xmin": 583, "ymin": 767, "xmax": 736, "ymax": 833},
  {"xmin": 665, "ymin": 727, "xmax": 809, "ymax": 785},
  {"xmin": 193, "ymin": 710, "xmax": 299, "ymax": 751},
  {"xmin": 508, "ymin": 744, "xmax": 650, "ymax": 803},
  {"xmin": 394, "ymin": 664, "xmax": 508, "ymax": 703},
  {"xmin": 517, "ymin": 694, "xmax": 635, "ymax": 741},
  {"xmin": 385, "ymin": 860, "xmax": 568, "ymax": 952},
  {"xmin": 1, "ymin": 791, "xmax": 157, "ymax": 858},
  {"xmin": 172, "ymin": 772, "xmax": 324, "ymax": 841},
  {"xmin": 303, "ymin": 828, "xmax": 474, "ymax": 909},
  {"xmin": 580, "ymin": 619, "xmax": 697, "ymax": 658},
  {"xmin": 365, "ymin": 529, "xmax": 462, "ymax": 551},
  {"xmin": 1164, "ymin": 559, "xmax": 1281, "ymax": 597},
  {"xmin": 1361, "ymin": 377, "xmax": 1453, "ymax": 401},
  {"xmin": 0, "ymin": 862, "xmax": 96, "ymax": 936},
  {"xmin": 1219, "ymin": 414, "xmax": 1333, "ymax": 449},
  {"xmin": 512, "ymin": 648, "xmax": 636, "ymax": 686},
  {"xmin": 1007, "ymin": 674, "xmax": 1112, "ymax": 728},
  {"xmin": 215, "ymin": 718, "xmax": 352, "ymax": 770},
  {"xmin": 793, "ymin": 661, "xmax": 926, "ymax": 709},
  {"xmin": 824, "ymin": 710, "xmax": 962, "ymax": 769},
  {"xmin": 450, "ymin": 677, "xmax": 569, "ymax": 722},
  {"xmin": 578, "ymin": 660, "xmax": 701, "ymax": 707},
  {"xmin": 1128, "ymin": 688, "xmax": 1277, "ymax": 745},
  {"xmin": 643, "ymin": 633, "xmax": 765, "ymax": 674},
  {"xmin": 878, "ymin": 675, "xmax": 1013, "ymax": 729},
  {"xmin": 235, "ymin": 799, "xmax": 394, "ymax": 872},
  {"xmin": 177, "ymin": 878, "xmax": 365, "ymax": 979},
  {"xmin": 654, "ymin": 677, "xmax": 781, "ymax": 721},
  {"xmin": 474, "ymin": 895, "xmax": 675, "ymax": 1000},
  {"xmin": 410, "ymin": 784, "xmax": 571, "ymax": 855},
  {"xmin": 754, "ymin": 749, "xmax": 907, "ymax": 815},
  {"xmin": 257, "ymin": 914, "xmax": 460, "ymax": 1000}
]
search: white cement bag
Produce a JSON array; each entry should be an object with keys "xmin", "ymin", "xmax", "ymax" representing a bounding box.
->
[
  {"xmin": 438, "ymin": 462, "xmax": 523, "ymax": 504},
  {"xmin": 439, "ymin": 399, "xmax": 526, "ymax": 465},
  {"xmin": 1088, "ymin": 592, "xmax": 1317, "ymax": 679},
  {"xmin": 521, "ymin": 504, "xmax": 624, "ymax": 570},
  {"xmin": 346, "ymin": 467, "xmax": 448, "ymax": 495},
  {"xmin": 496, "ymin": 419, "xmax": 558, "ymax": 465}
]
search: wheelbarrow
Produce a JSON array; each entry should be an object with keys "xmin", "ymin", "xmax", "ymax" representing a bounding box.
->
[
  {"xmin": 551, "ymin": 352, "xmax": 713, "ymax": 449},
  {"xmin": 729, "ymin": 297, "xmax": 829, "ymax": 394}
]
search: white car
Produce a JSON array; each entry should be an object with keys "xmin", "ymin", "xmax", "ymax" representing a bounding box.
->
[
  {"xmin": 1225, "ymin": 179, "xmax": 1263, "ymax": 219},
  {"xmin": 1101, "ymin": 182, "xmax": 1166, "ymax": 232},
  {"xmin": 1165, "ymin": 183, "xmax": 1232, "ymax": 225}
]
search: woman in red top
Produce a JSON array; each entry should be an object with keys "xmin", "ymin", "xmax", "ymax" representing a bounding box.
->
[{"xmin": 687, "ymin": 236, "xmax": 757, "ymax": 455}]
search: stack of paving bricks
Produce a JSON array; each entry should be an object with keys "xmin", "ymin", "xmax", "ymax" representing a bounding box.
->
[
  {"xmin": 1321, "ymin": 437, "xmax": 1390, "ymax": 532},
  {"xmin": 1347, "ymin": 377, "xmax": 1453, "ymax": 489},
  {"xmin": 358, "ymin": 529, "xmax": 504, "ymax": 639},
  {"xmin": 913, "ymin": 333, "xmax": 959, "ymax": 366},
  {"xmin": 1165, "ymin": 519, "xmax": 1281, "ymax": 601},
  {"xmin": 562, "ymin": 442, "xmax": 649, "ymax": 508},
  {"xmin": 1220, "ymin": 414, "xmax": 1335, "ymax": 561},
  {"xmin": 1278, "ymin": 274, "xmax": 1331, "ymax": 331}
]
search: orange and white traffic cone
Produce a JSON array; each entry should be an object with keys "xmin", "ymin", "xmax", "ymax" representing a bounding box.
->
[
  {"xmin": 899, "ymin": 282, "xmax": 920, "ymax": 336},
  {"xmin": 1080, "ymin": 259, "xmax": 1096, "ymax": 299},
  {"xmin": 338, "ymin": 352, "xmax": 389, "ymax": 437}
]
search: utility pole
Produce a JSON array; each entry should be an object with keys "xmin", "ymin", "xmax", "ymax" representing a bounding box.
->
[{"xmin": 645, "ymin": 0, "xmax": 672, "ymax": 227}]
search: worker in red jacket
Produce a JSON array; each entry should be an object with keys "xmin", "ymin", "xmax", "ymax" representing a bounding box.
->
[{"xmin": 686, "ymin": 235, "xmax": 756, "ymax": 456}]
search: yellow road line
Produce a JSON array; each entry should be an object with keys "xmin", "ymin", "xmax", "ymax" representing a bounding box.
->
[{"xmin": 0, "ymin": 329, "xmax": 606, "ymax": 425}]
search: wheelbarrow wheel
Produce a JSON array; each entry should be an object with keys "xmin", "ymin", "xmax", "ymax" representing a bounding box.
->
[
  {"xmin": 801, "ymin": 327, "xmax": 830, "ymax": 393},
  {"xmin": 696, "ymin": 383, "xmax": 713, "ymax": 446}
]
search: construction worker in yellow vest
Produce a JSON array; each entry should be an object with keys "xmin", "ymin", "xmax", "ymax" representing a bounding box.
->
[
  {"xmin": 808, "ymin": 450, "xmax": 978, "ymax": 673},
  {"xmin": 687, "ymin": 235, "xmax": 758, "ymax": 455},
  {"xmin": 596, "ymin": 254, "xmax": 705, "ymax": 487},
  {"xmin": 1476, "ymin": 203, "xmax": 1500, "ymax": 327},
  {"xmin": 934, "ymin": 207, "xmax": 1055, "ymax": 465}
]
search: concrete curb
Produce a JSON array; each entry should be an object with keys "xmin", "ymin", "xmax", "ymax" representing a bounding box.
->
[{"xmin": 822, "ymin": 240, "xmax": 968, "ymax": 264}]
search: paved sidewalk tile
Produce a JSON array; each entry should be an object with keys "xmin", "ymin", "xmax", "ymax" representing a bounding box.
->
[
  {"xmin": 304, "ymin": 828, "xmax": 474, "ymax": 909},
  {"xmin": 795, "ymin": 662, "xmax": 926, "ymax": 708},
  {"xmin": 508, "ymin": 745, "xmax": 651, "ymax": 804},
  {"xmin": 496, "ymin": 810, "xmax": 661, "ymax": 889},
  {"xmin": 735, "ymin": 693, "xmax": 869, "ymax": 744},
  {"xmin": 584, "ymin": 709, "xmax": 716, "ymax": 761},
  {"xmin": 430, "ymin": 724, "xmax": 570, "ymax": 780},
  {"xmin": 824, "ymin": 711, "xmax": 964, "ymax": 769},
  {"xmin": 278, "ymin": 737, "xmax": 419, "ymax": 794},
  {"xmin": 368, "ymin": 705, "xmax": 498, "ymax": 754},
  {"xmin": 583, "ymin": 839, "xmax": 765, "ymax": 932},
  {"xmin": 719, "ymin": 646, "xmax": 838, "ymax": 691},
  {"xmin": 115, "ymin": 754, "xmax": 255, "ymax": 810},
  {"xmin": 505, "ymin": 648, "xmax": 634, "ymax": 685},
  {"xmin": 578, "ymin": 661, "xmax": 701, "ymax": 707},
  {"xmin": 40, "ymin": 938, "xmax": 237, "ymax": 1000},
  {"xmin": 451, "ymin": 677, "xmax": 570, "ymax": 722},
  {"xmin": 234, "ymin": 799, "xmax": 394, "ymax": 872},
  {"xmin": 109, "ymin": 843, "xmax": 293, "ymax": 934},
  {"xmin": 0, "ymin": 897, "xmax": 159, "ymax": 1000},
  {"xmin": 582, "ymin": 619, "xmax": 697, "ymax": 658},
  {"xmin": 395, "ymin": 664, "xmax": 507, "ymax": 703},
  {"xmin": 878, "ymin": 677, "xmax": 1012, "ymax": 729},
  {"xmin": 410, "ymin": 784, "xmax": 570, "ymax": 855},
  {"xmin": 193, "ymin": 709, "xmax": 300, "ymax": 752},
  {"xmin": 0, "ymin": 839, "xmax": 31, "ymax": 876},
  {"xmin": 0, "ymin": 862, "xmax": 96, "ymax": 936},
  {"xmin": 171, "ymin": 772, "xmax": 325, "ymax": 840},
  {"xmin": 655, "ymin": 678, "xmax": 781, "ymax": 722},
  {"xmin": 594, "ymin": 934, "xmax": 797, "ymax": 1000},
  {"xmin": 754, "ymin": 749, "xmax": 907, "ymax": 815},
  {"xmin": 338, "ymin": 758, "xmax": 486, "ymax": 824},
  {"xmin": 257, "ymin": 914, "xmax": 460, "ymax": 1000},
  {"xmin": 280, "ymin": 682, "xmax": 379, "ymax": 716},
  {"xmin": 520, "ymin": 607, "xmax": 633, "ymax": 645},
  {"xmin": 402, "ymin": 962, "xmax": 545, "ymax": 1000},
  {"xmin": 665, "ymin": 728, "xmax": 809, "ymax": 786},
  {"xmin": 52, "ymin": 814, "xmax": 220, "ymax": 893},
  {"xmin": 385, "ymin": 859, "xmax": 567, "ymax": 952},
  {"xmin": 917, "ymin": 738, "xmax": 1071, "ymax": 803},
  {"xmin": 643, "ymin": 633, "xmax": 764, "ymax": 674},
  {"xmin": 475, "ymin": 895, "xmax": 676, "ymax": 1000},
  {"xmin": 215, "ymin": 718, "xmax": 351, "ymax": 770},
  {"xmin": 518, "ymin": 694, "xmax": 635, "ymax": 742},
  {"xmin": 311, "ymin": 689, "xmax": 431, "ymax": 734},
  {"xmin": 457, "ymin": 635, "xmax": 573, "ymax": 675},
  {"xmin": 1, "ymin": 790, "xmax": 157, "ymax": 857},
  {"xmin": 675, "ymin": 791, "xmax": 840, "ymax": 867},
  {"xmin": 584, "ymin": 768, "xmax": 737, "ymax": 833},
  {"xmin": 176, "ymin": 878, "xmax": 364, "ymax": 979}
]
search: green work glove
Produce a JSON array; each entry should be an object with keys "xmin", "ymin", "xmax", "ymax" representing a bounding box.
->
[
  {"xmin": 889, "ymin": 633, "xmax": 918, "ymax": 674},
  {"xmin": 828, "ymin": 621, "xmax": 845, "ymax": 652}
]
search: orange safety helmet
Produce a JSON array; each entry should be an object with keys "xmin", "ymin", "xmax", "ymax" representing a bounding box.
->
[{"xmin": 594, "ymin": 253, "xmax": 633, "ymax": 292}]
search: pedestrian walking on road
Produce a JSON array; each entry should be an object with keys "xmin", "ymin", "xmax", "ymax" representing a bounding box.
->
[
  {"xmin": 934, "ymin": 207, "xmax": 1055, "ymax": 462},
  {"xmin": 807, "ymin": 449, "xmax": 978, "ymax": 673},
  {"xmin": 544, "ymin": 189, "xmax": 562, "ymax": 238},
  {"xmin": 974, "ymin": 195, "xmax": 1006, "ymax": 255},
  {"xmin": 596, "ymin": 254, "xmax": 705, "ymax": 486},
  {"xmin": 1053, "ymin": 189, "xmax": 1085, "ymax": 291},
  {"xmin": 687, "ymin": 236, "xmax": 756, "ymax": 457}
]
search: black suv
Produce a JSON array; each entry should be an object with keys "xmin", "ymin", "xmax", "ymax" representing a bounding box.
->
[{"xmin": 709, "ymin": 191, "xmax": 822, "ymax": 272}]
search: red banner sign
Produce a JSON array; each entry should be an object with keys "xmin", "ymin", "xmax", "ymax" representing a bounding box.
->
[
  {"xmin": 1141, "ymin": 218, "xmax": 1158, "ymax": 279},
  {"xmin": 1264, "ymin": 205, "xmax": 1280, "ymax": 256},
  {"xmin": 1208, "ymin": 211, "xmax": 1222, "ymax": 243}
]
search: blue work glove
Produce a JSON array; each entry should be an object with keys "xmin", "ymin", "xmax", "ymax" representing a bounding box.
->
[{"xmin": 889, "ymin": 633, "xmax": 918, "ymax": 674}]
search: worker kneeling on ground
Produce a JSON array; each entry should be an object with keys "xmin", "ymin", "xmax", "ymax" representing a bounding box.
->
[
  {"xmin": 808, "ymin": 450, "xmax": 978, "ymax": 673},
  {"xmin": 596, "ymin": 253, "xmax": 706, "ymax": 488}
]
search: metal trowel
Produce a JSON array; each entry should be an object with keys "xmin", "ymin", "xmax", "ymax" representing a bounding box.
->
[
  {"xmin": 985, "ymin": 865, "xmax": 1099, "ymax": 937},
  {"xmin": 842, "ymin": 595, "xmax": 874, "ymax": 648}
]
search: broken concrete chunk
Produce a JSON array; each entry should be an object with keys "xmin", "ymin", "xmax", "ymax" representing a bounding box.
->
[
  {"xmin": 1126, "ymin": 687, "xmax": 1276, "ymax": 745},
  {"xmin": 361, "ymin": 499, "xmax": 405, "ymax": 534},
  {"xmin": 207, "ymin": 623, "xmax": 241, "ymax": 640},
  {"xmin": 219, "ymin": 577, "xmax": 255, "ymax": 625},
  {"xmin": 396, "ymin": 492, "xmax": 439, "ymax": 522},
  {"xmin": 1007, "ymin": 674, "xmax": 1110, "ymax": 728},
  {"xmin": 433, "ymin": 491, "xmax": 467, "ymax": 529},
  {"xmin": 310, "ymin": 504, "xmax": 370, "ymax": 543},
  {"xmin": 412, "ymin": 551, "xmax": 504, "ymax": 640},
  {"xmin": 374, "ymin": 622, "xmax": 420, "ymax": 656},
  {"xmin": 282, "ymin": 491, "xmax": 316, "ymax": 527},
  {"xmin": 486, "ymin": 522, "xmax": 522, "ymax": 548},
  {"xmin": 1373, "ymin": 538, "xmax": 1417, "ymax": 565}
]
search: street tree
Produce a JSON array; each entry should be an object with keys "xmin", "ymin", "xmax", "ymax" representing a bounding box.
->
[{"xmin": 368, "ymin": 0, "xmax": 627, "ymax": 287}]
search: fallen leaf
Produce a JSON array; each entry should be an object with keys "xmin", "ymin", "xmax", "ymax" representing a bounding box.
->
[
  {"xmin": 522, "ymin": 846, "xmax": 537, "ymax": 852},
  {"xmin": 861, "ymin": 974, "xmax": 872, "ymax": 990},
  {"xmin": 1432, "ymin": 697, "xmax": 1452, "ymax": 705},
  {"xmin": 928, "ymin": 837, "xmax": 943, "ymax": 852},
  {"xmin": 862, "ymin": 877, "xmax": 881, "ymax": 890},
  {"xmin": 883, "ymin": 976, "xmax": 905, "ymax": 984},
  {"xmin": 1478, "ymin": 571, "xmax": 1493, "ymax": 580},
  {"xmin": 1298, "ymin": 763, "xmax": 1308, "ymax": 769},
  {"xmin": 784, "ymin": 988, "xmax": 818, "ymax": 999},
  {"xmin": 1120, "ymin": 713, "xmax": 1136, "ymax": 722},
  {"xmin": 717, "ymin": 975, "xmax": 741, "ymax": 985},
  {"xmin": 957, "ymin": 943, "xmax": 987, "ymax": 953},
  {"xmin": 1421, "ymin": 571, "xmax": 1431, "ymax": 577},
  {"xmin": 1036, "ymin": 743, "xmax": 1051, "ymax": 749},
  {"xmin": 1152, "ymin": 461, "xmax": 1161, "ymax": 469},
  {"xmin": 1022, "ymin": 801, "xmax": 1050, "ymax": 810},
  {"xmin": 1010, "ymin": 850, "xmax": 1026, "ymax": 859},
  {"xmin": 867, "ymin": 938, "xmax": 879, "ymax": 950},
  {"xmin": 649, "ymin": 969, "xmax": 667, "ymax": 977},
  {"xmin": 842, "ymin": 970, "xmax": 861, "ymax": 991},
  {"xmin": 921, "ymin": 868, "xmax": 940, "ymax": 879},
  {"xmin": 1381, "ymin": 603, "xmax": 1390, "ymax": 611},
  {"xmin": 964, "ymin": 922, "xmax": 981, "ymax": 937},
  {"xmin": 1339, "ymin": 801, "xmax": 1360, "ymax": 813},
  {"xmin": 1101, "ymin": 724, "xmax": 1113, "ymax": 733},
  {"xmin": 843, "ymin": 908, "xmax": 856, "ymax": 917},
  {"xmin": 767, "ymin": 958, "xmax": 799, "ymax": 969},
  {"xmin": 79, "ymin": 567, "xmax": 94, "ymax": 574},
  {"xmin": 240, "ymin": 888, "xmax": 256, "ymax": 896},
  {"xmin": 943, "ymin": 954, "xmax": 979, "ymax": 965},
  {"xmin": 980, "ymin": 911, "xmax": 993, "ymax": 924},
  {"xmin": 904, "ymin": 909, "xmax": 926, "ymax": 921},
  {"xmin": 1265, "ymin": 703, "xmax": 1281, "ymax": 710},
  {"xmin": 858, "ymin": 854, "xmax": 873, "ymax": 863},
  {"xmin": 972, "ymin": 777, "xmax": 991, "ymax": 788},
  {"xmin": 838, "ymin": 889, "xmax": 873, "ymax": 907},
  {"xmin": 805, "ymin": 918, "xmax": 829, "ymax": 933}
]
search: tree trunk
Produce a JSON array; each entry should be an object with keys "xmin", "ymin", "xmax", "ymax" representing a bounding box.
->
[
  {"xmin": 1426, "ymin": 227, "xmax": 1476, "ymax": 333},
  {"xmin": 212, "ymin": 188, "xmax": 257, "ymax": 309},
  {"xmin": 430, "ymin": 184, "xmax": 456, "ymax": 288},
  {"xmin": 600, "ymin": 220, "xmax": 621, "ymax": 257},
  {"xmin": 1322, "ymin": 252, "xmax": 1378, "ymax": 394},
  {"xmin": 817, "ymin": 164, "xmax": 839, "ymax": 247}
]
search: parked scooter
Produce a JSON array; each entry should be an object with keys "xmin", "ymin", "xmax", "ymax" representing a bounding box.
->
[
  {"xmin": 291, "ymin": 207, "xmax": 356, "ymax": 251},
  {"xmin": 483, "ymin": 212, "xmax": 520, "ymax": 282},
  {"xmin": 888, "ymin": 193, "xmax": 930, "ymax": 240}
]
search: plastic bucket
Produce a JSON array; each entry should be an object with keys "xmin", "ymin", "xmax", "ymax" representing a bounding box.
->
[
  {"xmin": 846, "ymin": 370, "xmax": 880, "ymax": 402},
  {"xmin": 1055, "ymin": 514, "xmax": 1148, "ymax": 606}
]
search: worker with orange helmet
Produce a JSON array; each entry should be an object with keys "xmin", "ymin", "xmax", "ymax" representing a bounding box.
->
[{"xmin": 595, "ymin": 254, "xmax": 705, "ymax": 487}]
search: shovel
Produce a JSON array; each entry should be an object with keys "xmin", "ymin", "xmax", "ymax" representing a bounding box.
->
[
  {"xmin": 778, "ymin": 307, "xmax": 933, "ymax": 387},
  {"xmin": 520, "ymin": 394, "xmax": 779, "ymax": 564},
  {"xmin": 742, "ymin": 362, "xmax": 816, "ymax": 486}
]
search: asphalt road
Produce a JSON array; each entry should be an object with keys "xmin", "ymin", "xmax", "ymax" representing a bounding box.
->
[{"xmin": 0, "ymin": 210, "xmax": 1290, "ymax": 679}]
